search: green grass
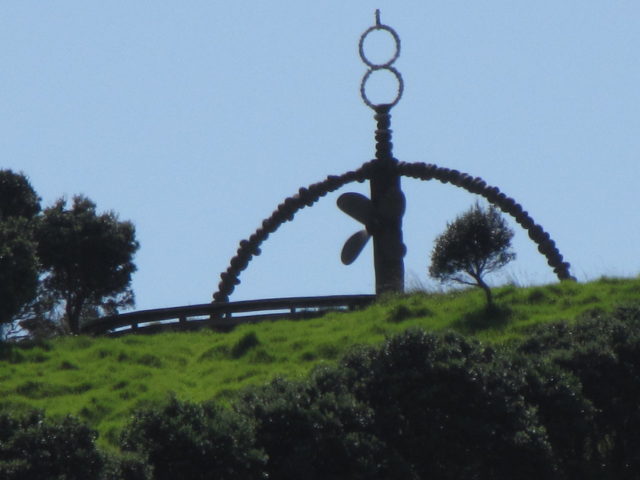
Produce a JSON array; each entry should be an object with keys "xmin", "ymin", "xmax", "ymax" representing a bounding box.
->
[{"xmin": 2, "ymin": 275, "xmax": 640, "ymax": 448}]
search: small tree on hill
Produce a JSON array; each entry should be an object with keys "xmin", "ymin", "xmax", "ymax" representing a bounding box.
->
[
  {"xmin": 36, "ymin": 195, "xmax": 139, "ymax": 334},
  {"xmin": 429, "ymin": 202, "xmax": 515, "ymax": 307}
]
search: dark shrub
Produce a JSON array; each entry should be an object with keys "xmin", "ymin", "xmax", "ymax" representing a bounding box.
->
[
  {"xmin": 99, "ymin": 451, "xmax": 152, "ymax": 480},
  {"xmin": 236, "ymin": 372, "xmax": 407, "ymax": 480},
  {"xmin": 120, "ymin": 396, "xmax": 265, "ymax": 480},
  {"xmin": 0, "ymin": 411, "xmax": 103, "ymax": 480},
  {"xmin": 517, "ymin": 307, "xmax": 640, "ymax": 479},
  {"xmin": 505, "ymin": 354, "xmax": 596, "ymax": 479},
  {"xmin": 340, "ymin": 329, "xmax": 557, "ymax": 480},
  {"xmin": 558, "ymin": 312, "xmax": 640, "ymax": 479}
]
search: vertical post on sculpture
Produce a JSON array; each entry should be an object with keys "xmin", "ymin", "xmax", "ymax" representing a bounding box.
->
[
  {"xmin": 369, "ymin": 105, "xmax": 405, "ymax": 294},
  {"xmin": 359, "ymin": 11, "xmax": 406, "ymax": 295}
]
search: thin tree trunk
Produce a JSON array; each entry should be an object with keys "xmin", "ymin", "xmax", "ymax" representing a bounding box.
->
[
  {"xmin": 477, "ymin": 278, "xmax": 493, "ymax": 308},
  {"xmin": 65, "ymin": 295, "xmax": 84, "ymax": 334},
  {"xmin": 468, "ymin": 271, "xmax": 493, "ymax": 308}
]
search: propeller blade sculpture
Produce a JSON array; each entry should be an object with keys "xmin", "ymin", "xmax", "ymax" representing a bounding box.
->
[
  {"xmin": 337, "ymin": 192, "xmax": 374, "ymax": 264},
  {"xmin": 341, "ymin": 229, "xmax": 371, "ymax": 266},
  {"xmin": 337, "ymin": 192, "xmax": 374, "ymax": 227}
]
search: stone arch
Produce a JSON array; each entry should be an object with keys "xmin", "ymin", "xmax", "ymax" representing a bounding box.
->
[{"xmin": 213, "ymin": 161, "xmax": 573, "ymax": 303}]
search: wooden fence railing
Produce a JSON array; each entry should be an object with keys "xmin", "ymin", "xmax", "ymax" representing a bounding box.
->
[{"xmin": 81, "ymin": 295, "xmax": 376, "ymax": 336}]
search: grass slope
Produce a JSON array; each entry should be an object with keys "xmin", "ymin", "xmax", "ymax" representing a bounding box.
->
[{"xmin": 1, "ymin": 276, "xmax": 639, "ymax": 447}]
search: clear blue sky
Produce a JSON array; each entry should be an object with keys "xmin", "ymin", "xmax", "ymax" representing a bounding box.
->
[{"xmin": 2, "ymin": 2, "xmax": 639, "ymax": 311}]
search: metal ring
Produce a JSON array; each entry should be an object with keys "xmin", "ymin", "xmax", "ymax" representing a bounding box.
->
[
  {"xmin": 358, "ymin": 24, "xmax": 401, "ymax": 68},
  {"xmin": 360, "ymin": 66, "xmax": 404, "ymax": 109}
]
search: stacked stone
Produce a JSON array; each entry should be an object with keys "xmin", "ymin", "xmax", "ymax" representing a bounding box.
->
[{"xmin": 374, "ymin": 107, "xmax": 394, "ymax": 162}]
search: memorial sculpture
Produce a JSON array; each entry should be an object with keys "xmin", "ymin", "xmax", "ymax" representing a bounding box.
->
[{"xmin": 212, "ymin": 11, "xmax": 573, "ymax": 304}]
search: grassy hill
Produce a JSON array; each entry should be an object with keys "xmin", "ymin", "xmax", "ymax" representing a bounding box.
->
[{"xmin": 1, "ymin": 276, "xmax": 639, "ymax": 448}]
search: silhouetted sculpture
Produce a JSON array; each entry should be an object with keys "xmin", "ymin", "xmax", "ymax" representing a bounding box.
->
[{"xmin": 212, "ymin": 11, "xmax": 573, "ymax": 304}]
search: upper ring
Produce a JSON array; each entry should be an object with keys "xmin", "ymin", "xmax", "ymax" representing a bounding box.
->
[{"xmin": 358, "ymin": 24, "xmax": 401, "ymax": 68}]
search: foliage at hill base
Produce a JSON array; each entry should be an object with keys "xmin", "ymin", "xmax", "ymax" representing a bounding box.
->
[
  {"xmin": 1, "ymin": 277, "xmax": 639, "ymax": 447},
  {"xmin": 2, "ymin": 277, "xmax": 640, "ymax": 478},
  {"xmin": 4, "ymin": 300, "xmax": 640, "ymax": 478}
]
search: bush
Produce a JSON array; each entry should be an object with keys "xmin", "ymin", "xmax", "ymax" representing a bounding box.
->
[
  {"xmin": 503, "ymin": 354, "xmax": 596, "ymax": 478},
  {"xmin": 100, "ymin": 451, "xmax": 152, "ymax": 480},
  {"xmin": 516, "ymin": 307, "xmax": 640, "ymax": 479},
  {"xmin": 120, "ymin": 396, "xmax": 265, "ymax": 480},
  {"xmin": 341, "ymin": 329, "xmax": 557, "ymax": 479},
  {"xmin": 236, "ymin": 372, "xmax": 402, "ymax": 480},
  {"xmin": 0, "ymin": 411, "xmax": 103, "ymax": 480}
]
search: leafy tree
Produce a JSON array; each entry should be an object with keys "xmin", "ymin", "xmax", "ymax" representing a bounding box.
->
[
  {"xmin": 0, "ymin": 169, "xmax": 41, "ymax": 222},
  {"xmin": 0, "ymin": 171, "xmax": 41, "ymax": 333},
  {"xmin": 429, "ymin": 202, "xmax": 515, "ymax": 306},
  {"xmin": 15, "ymin": 284, "xmax": 66, "ymax": 339},
  {"xmin": 0, "ymin": 219, "xmax": 39, "ymax": 330},
  {"xmin": 36, "ymin": 195, "xmax": 139, "ymax": 334}
]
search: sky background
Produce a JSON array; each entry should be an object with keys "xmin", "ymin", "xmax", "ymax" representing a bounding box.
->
[{"xmin": 2, "ymin": 2, "xmax": 639, "ymax": 311}]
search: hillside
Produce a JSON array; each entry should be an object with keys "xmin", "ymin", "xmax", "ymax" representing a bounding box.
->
[{"xmin": 1, "ymin": 276, "xmax": 639, "ymax": 447}]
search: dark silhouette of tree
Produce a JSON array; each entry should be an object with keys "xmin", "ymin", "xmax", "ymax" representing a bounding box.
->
[
  {"xmin": 429, "ymin": 202, "xmax": 515, "ymax": 307},
  {"xmin": 0, "ymin": 169, "xmax": 41, "ymax": 222},
  {"xmin": 0, "ymin": 170, "xmax": 41, "ymax": 332},
  {"xmin": 36, "ymin": 195, "xmax": 139, "ymax": 334},
  {"xmin": 0, "ymin": 219, "xmax": 39, "ymax": 330}
]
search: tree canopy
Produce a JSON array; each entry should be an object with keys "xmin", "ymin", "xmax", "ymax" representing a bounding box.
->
[
  {"xmin": 0, "ymin": 169, "xmax": 41, "ymax": 222},
  {"xmin": 0, "ymin": 219, "xmax": 39, "ymax": 326},
  {"xmin": 429, "ymin": 202, "xmax": 515, "ymax": 306},
  {"xmin": 36, "ymin": 195, "xmax": 139, "ymax": 334},
  {"xmin": 0, "ymin": 171, "xmax": 140, "ymax": 338},
  {"xmin": 0, "ymin": 171, "xmax": 41, "ymax": 328}
]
